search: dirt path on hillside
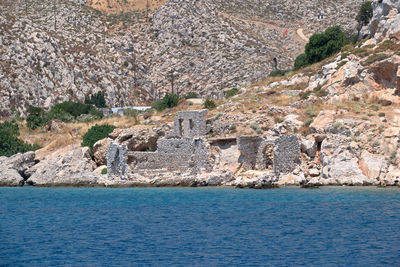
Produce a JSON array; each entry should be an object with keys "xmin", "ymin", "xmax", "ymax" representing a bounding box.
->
[{"xmin": 297, "ymin": 28, "xmax": 309, "ymax": 42}]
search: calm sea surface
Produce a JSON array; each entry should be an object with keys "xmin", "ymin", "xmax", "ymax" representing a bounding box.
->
[{"xmin": 1, "ymin": 187, "xmax": 400, "ymax": 266}]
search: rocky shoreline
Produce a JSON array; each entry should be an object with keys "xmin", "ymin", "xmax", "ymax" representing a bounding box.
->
[{"xmin": 1, "ymin": 137, "xmax": 399, "ymax": 188}]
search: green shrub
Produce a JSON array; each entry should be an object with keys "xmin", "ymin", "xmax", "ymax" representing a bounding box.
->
[
  {"xmin": 27, "ymin": 102, "xmax": 103, "ymax": 130},
  {"xmin": 101, "ymin": 168, "xmax": 108, "ymax": 175},
  {"xmin": 203, "ymin": 98, "xmax": 216, "ymax": 109},
  {"xmin": 183, "ymin": 92, "xmax": 199, "ymax": 99},
  {"xmin": 304, "ymin": 118, "xmax": 314, "ymax": 127},
  {"xmin": 52, "ymin": 101, "xmax": 96, "ymax": 118},
  {"xmin": 269, "ymin": 69, "xmax": 290, "ymax": 77},
  {"xmin": 26, "ymin": 106, "xmax": 47, "ymax": 130},
  {"xmin": 0, "ymin": 120, "xmax": 39, "ymax": 156},
  {"xmin": 305, "ymin": 106, "xmax": 318, "ymax": 117},
  {"xmin": 81, "ymin": 124, "xmax": 116, "ymax": 153},
  {"xmin": 47, "ymin": 107, "xmax": 74, "ymax": 122},
  {"xmin": 152, "ymin": 94, "xmax": 180, "ymax": 111},
  {"xmin": 362, "ymin": 53, "xmax": 390, "ymax": 66},
  {"xmin": 294, "ymin": 26, "xmax": 348, "ymax": 70},
  {"xmin": 125, "ymin": 108, "xmax": 139, "ymax": 123},
  {"xmin": 294, "ymin": 53, "xmax": 309, "ymax": 70},
  {"xmin": 356, "ymin": 2, "xmax": 373, "ymax": 36},
  {"xmin": 300, "ymin": 91, "xmax": 313, "ymax": 100},
  {"xmin": 85, "ymin": 91, "xmax": 107, "ymax": 108},
  {"xmin": 226, "ymin": 88, "xmax": 240, "ymax": 98},
  {"xmin": 229, "ymin": 124, "xmax": 237, "ymax": 131},
  {"xmin": 250, "ymin": 122, "xmax": 263, "ymax": 134}
]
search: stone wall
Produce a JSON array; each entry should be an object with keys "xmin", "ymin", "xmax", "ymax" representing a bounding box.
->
[
  {"xmin": 273, "ymin": 135, "xmax": 301, "ymax": 175},
  {"xmin": 255, "ymin": 141, "xmax": 275, "ymax": 170},
  {"xmin": 174, "ymin": 110, "xmax": 207, "ymax": 138},
  {"xmin": 128, "ymin": 152, "xmax": 162, "ymax": 170},
  {"xmin": 127, "ymin": 138, "xmax": 211, "ymax": 171},
  {"xmin": 237, "ymin": 136, "xmax": 264, "ymax": 170},
  {"xmin": 106, "ymin": 142, "xmax": 128, "ymax": 179}
]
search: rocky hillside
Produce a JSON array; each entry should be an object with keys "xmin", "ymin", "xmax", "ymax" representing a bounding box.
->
[
  {"xmin": 0, "ymin": 0, "xmax": 364, "ymax": 116},
  {"xmin": 2, "ymin": 0, "xmax": 400, "ymax": 187}
]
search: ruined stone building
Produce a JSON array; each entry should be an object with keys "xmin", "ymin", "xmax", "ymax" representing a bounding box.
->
[{"xmin": 107, "ymin": 110, "xmax": 300, "ymax": 179}]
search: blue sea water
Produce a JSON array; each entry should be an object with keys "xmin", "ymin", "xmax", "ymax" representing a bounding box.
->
[{"xmin": 1, "ymin": 187, "xmax": 400, "ymax": 267}]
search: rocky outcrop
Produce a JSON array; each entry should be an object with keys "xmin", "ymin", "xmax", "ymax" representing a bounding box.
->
[
  {"xmin": 112, "ymin": 126, "xmax": 164, "ymax": 151},
  {"xmin": 0, "ymin": 0, "xmax": 366, "ymax": 116},
  {"xmin": 42, "ymin": 120, "xmax": 65, "ymax": 133},
  {"xmin": 26, "ymin": 147, "xmax": 101, "ymax": 186},
  {"xmin": 370, "ymin": 0, "xmax": 400, "ymax": 42},
  {"xmin": 93, "ymin": 138, "xmax": 112, "ymax": 166},
  {"xmin": 0, "ymin": 152, "xmax": 37, "ymax": 186}
]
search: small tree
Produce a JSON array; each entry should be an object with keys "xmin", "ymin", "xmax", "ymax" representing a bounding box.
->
[
  {"xmin": 152, "ymin": 93, "xmax": 180, "ymax": 111},
  {"xmin": 203, "ymin": 98, "xmax": 216, "ymax": 110},
  {"xmin": 356, "ymin": 2, "xmax": 373, "ymax": 39},
  {"xmin": 294, "ymin": 26, "xmax": 348, "ymax": 69},
  {"xmin": 85, "ymin": 91, "xmax": 107, "ymax": 108},
  {"xmin": 81, "ymin": 124, "xmax": 116, "ymax": 153},
  {"xmin": 0, "ymin": 120, "xmax": 38, "ymax": 156}
]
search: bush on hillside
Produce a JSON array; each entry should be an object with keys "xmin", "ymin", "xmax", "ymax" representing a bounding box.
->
[
  {"xmin": 0, "ymin": 120, "xmax": 39, "ymax": 157},
  {"xmin": 26, "ymin": 106, "xmax": 47, "ymax": 130},
  {"xmin": 152, "ymin": 94, "xmax": 180, "ymax": 111},
  {"xmin": 81, "ymin": 124, "xmax": 116, "ymax": 153},
  {"xmin": 85, "ymin": 91, "xmax": 107, "ymax": 108},
  {"xmin": 203, "ymin": 98, "xmax": 216, "ymax": 109},
  {"xmin": 294, "ymin": 53, "xmax": 309, "ymax": 70},
  {"xmin": 183, "ymin": 92, "xmax": 199, "ymax": 99},
  {"xmin": 226, "ymin": 88, "xmax": 239, "ymax": 98},
  {"xmin": 294, "ymin": 26, "xmax": 348, "ymax": 70},
  {"xmin": 26, "ymin": 102, "xmax": 103, "ymax": 130},
  {"xmin": 356, "ymin": 2, "xmax": 373, "ymax": 37},
  {"xmin": 269, "ymin": 69, "xmax": 290, "ymax": 77}
]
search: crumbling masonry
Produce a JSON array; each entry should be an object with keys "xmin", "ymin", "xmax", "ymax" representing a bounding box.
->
[{"xmin": 107, "ymin": 110, "xmax": 300, "ymax": 179}]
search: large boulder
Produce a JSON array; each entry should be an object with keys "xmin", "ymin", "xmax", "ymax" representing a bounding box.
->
[
  {"xmin": 0, "ymin": 168, "xmax": 26, "ymax": 186},
  {"xmin": 111, "ymin": 126, "xmax": 164, "ymax": 152},
  {"xmin": 93, "ymin": 138, "xmax": 112, "ymax": 166},
  {"xmin": 26, "ymin": 147, "xmax": 101, "ymax": 186},
  {"xmin": 301, "ymin": 138, "xmax": 317, "ymax": 158},
  {"xmin": 0, "ymin": 152, "xmax": 37, "ymax": 186},
  {"xmin": 41, "ymin": 119, "xmax": 65, "ymax": 133}
]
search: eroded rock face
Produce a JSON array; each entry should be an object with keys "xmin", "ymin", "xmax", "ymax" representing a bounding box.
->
[
  {"xmin": 370, "ymin": 0, "xmax": 400, "ymax": 42},
  {"xmin": 318, "ymin": 141, "xmax": 373, "ymax": 185},
  {"xmin": 369, "ymin": 55, "xmax": 400, "ymax": 90},
  {"xmin": 359, "ymin": 151, "xmax": 387, "ymax": 180},
  {"xmin": 26, "ymin": 147, "xmax": 101, "ymax": 186},
  {"xmin": 0, "ymin": 152, "xmax": 37, "ymax": 186}
]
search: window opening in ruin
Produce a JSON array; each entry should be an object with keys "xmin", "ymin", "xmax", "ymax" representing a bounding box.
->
[
  {"xmin": 317, "ymin": 141, "xmax": 322, "ymax": 151},
  {"xmin": 189, "ymin": 119, "xmax": 194, "ymax": 130},
  {"xmin": 178, "ymin": 119, "xmax": 184, "ymax": 136},
  {"xmin": 264, "ymin": 144, "xmax": 274, "ymax": 170}
]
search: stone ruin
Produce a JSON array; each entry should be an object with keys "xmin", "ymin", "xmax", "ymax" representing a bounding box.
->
[{"xmin": 107, "ymin": 110, "xmax": 301, "ymax": 179}]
